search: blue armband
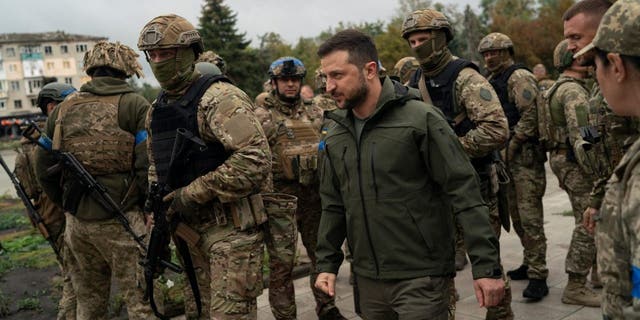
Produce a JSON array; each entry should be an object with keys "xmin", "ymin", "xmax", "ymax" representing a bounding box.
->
[
  {"xmin": 632, "ymin": 265, "xmax": 640, "ymax": 298},
  {"xmin": 135, "ymin": 130, "xmax": 148, "ymax": 145},
  {"xmin": 38, "ymin": 135, "xmax": 52, "ymax": 151}
]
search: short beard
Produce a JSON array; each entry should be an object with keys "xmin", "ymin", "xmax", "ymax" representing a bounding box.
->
[{"xmin": 343, "ymin": 73, "xmax": 369, "ymax": 110}]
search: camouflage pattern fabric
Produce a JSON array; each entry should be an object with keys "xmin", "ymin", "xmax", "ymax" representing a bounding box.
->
[
  {"xmin": 537, "ymin": 78, "xmax": 555, "ymax": 92},
  {"xmin": 64, "ymin": 211, "xmax": 152, "ymax": 319},
  {"xmin": 146, "ymin": 79, "xmax": 272, "ymax": 319},
  {"xmin": 83, "ymin": 41, "xmax": 143, "ymax": 78},
  {"xmin": 597, "ymin": 138, "xmax": 640, "ymax": 319}
]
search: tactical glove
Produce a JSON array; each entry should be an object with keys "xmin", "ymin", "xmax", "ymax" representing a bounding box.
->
[{"xmin": 163, "ymin": 187, "xmax": 198, "ymax": 219}]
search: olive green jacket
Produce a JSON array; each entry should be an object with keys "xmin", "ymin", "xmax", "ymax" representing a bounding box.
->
[
  {"xmin": 316, "ymin": 77, "xmax": 501, "ymax": 280},
  {"xmin": 36, "ymin": 77, "xmax": 150, "ymax": 220}
]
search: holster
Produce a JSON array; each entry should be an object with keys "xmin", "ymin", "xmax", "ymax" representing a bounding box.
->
[{"xmin": 262, "ymin": 193, "xmax": 298, "ymax": 220}]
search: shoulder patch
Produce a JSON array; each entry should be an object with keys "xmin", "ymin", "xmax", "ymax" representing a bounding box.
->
[
  {"xmin": 479, "ymin": 88, "xmax": 493, "ymax": 101},
  {"xmin": 523, "ymin": 89, "xmax": 533, "ymax": 101}
]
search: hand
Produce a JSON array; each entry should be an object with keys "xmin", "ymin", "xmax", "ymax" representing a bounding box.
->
[
  {"xmin": 162, "ymin": 187, "xmax": 196, "ymax": 219},
  {"xmin": 473, "ymin": 278, "xmax": 505, "ymax": 308},
  {"xmin": 315, "ymin": 272, "xmax": 337, "ymax": 297},
  {"xmin": 582, "ymin": 207, "xmax": 599, "ymax": 234}
]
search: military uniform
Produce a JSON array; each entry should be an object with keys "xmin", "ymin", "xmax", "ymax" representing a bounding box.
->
[
  {"xmin": 537, "ymin": 78, "xmax": 555, "ymax": 92},
  {"xmin": 35, "ymin": 42, "xmax": 153, "ymax": 319},
  {"xmin": 14, "ymin": 121, "xmax": 76, "ymax": 320},
  {"xmin": 403, "ymin": 10, "xmax": 510, "ymax": 319},
  {"xmin": 139, "ymin": 15, "xmax": 271, "ymax": 320}
]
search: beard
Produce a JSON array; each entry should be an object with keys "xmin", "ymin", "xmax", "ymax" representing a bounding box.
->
[{"xmin": 341, "ymin": 73, "xmax": 369, "ymax": 110}]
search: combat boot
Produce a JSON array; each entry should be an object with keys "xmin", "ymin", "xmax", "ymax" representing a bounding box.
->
[
  {"xmin": 506, "ymin": 264, "xmax": 529, "ymax": 280},
  {"xmin": 318, "ymin": 306, "xmax": 347, "ymax": 320},
  {"xmin": 562, "ymin": 278, "xmax": 601, "ymax": 307},
  {"xmin": 523, "ymin": 278, "xmax": 548, "ymax": 300},
  {"xmin": 455, "ymin": 251, "xmax": 468, "ymax": 271}
]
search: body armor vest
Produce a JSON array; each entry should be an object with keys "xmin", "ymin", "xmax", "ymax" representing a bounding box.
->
[
  {"xmin": 52, "ymin": 93, "xmax": 133, "ymax": 175},
  {"xmin": 538, "ymin": 77, "xmax": 581, "ymax": 148},
  {"xmin": 489, "ymin": 64, "xmax": 529, "ymax": 128},
  {"xmin": 150, "ymin": 74, "xmax": 231, "ymax": 189}
]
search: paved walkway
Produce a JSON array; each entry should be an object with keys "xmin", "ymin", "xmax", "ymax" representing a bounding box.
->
[{"xmin": 256, "ymin": 163, "xmax": 603, "ymax": 319}]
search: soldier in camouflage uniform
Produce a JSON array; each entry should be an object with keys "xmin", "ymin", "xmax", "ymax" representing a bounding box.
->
[
  {"xmin": 533, "ymin": 63, "xmax": 555, "ymax": 92},
  {"xmin": 402, "ymin": 9, "xmax": 511, "ymax": 319},
  {"xmin": 538, "ymin": 39, "xmax": 600, "ymax": 307},
  {"xmin": 138, "ymin": 14, "xmax": 271, "ymax": 319},
  {"xmin": 312, "ymin": 68, "xmax": 338, "ymax": 112},
  {"xmin": 392, "ymin": 56, "xmax": 420, "ymax": 85},
  {"xmin": 254, "ymin": 57, "xmax": 345, "ymax": 320},
  {"xmin": 197, "ymin": 50, "xmax": 227, "ymax": 75},
  {"xmin": 35, "ymin": 41, "xmax": 153, "ymax": 319},
  {"xmin": 14, "ymin": 82, "xmax": 76, "ymax": 320},
  {"xmin": 574, "ymin": 1, "xmax": 640, "ymax": 317},
  {"xmin": 478, "ymin": 32, "xmax": 549, "ymax": 302}
]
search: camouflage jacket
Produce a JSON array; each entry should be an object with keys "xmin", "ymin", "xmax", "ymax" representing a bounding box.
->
[
  {"xmin": 36, "ymin": 77, "xmax": 150, "ymax": 220},
  {"xmin": 146, "ymin": 77, "xmax": 271, "ymax": 205},
  {"xmin": 489, "ymin": 67, "xmax": 540, "ymax": 141},
  {"xmin": 545, "ymin": 75, "xmax": 590, "ymax": 150},
  {"xmin": 596, "ymin": 137, "xmax": 640, "ymax": 319}
]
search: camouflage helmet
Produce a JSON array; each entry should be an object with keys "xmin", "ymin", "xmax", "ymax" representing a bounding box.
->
[
  {"xmin": 401, "ymin": 9, "xmax": 454, "ymax": 42},
  {"xmin": 36, "ymin": 82, "xmax": 76, "ymax": 115},
  {"xmin": 83, "ymin": 41, "xmax": 143, "ymax": 78},
  {"xmin": 574, "ymin": 0, "xmax": 640, "ymax": 58},
  {"xmin": 195, "ymin": 62, "xmax": 222, "ymax": 76},
  {"xmin": 553, "ymin": 39, "xmax": 574, "ymax": 72},
  {"xmin": 197, "ymin": 50, "xmax": 227, "ymax": 74},
  {"xmin": 137, "ymin": 14, "xmax": 204, "ymax": 56},
  {"xmin": 268, "ymin": 57, "xmax": 306, "ymax": 79},
  {"xmin": 478, "ymin": 32, "xmax": 514, "ymax": 54},
  {"xmin": 314, "ymin": 68, "xmax": 327, "ymax": 91},
  {"xmin": 392, "ymin": 57, "xmax": 420, "ymax": 84}
]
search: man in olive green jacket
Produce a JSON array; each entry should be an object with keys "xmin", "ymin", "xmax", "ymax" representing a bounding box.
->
[{"xmin": 314, "ymin": 29, "xmax": 505, "ymax": 320}]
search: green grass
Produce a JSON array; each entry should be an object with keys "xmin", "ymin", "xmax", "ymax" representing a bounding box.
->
[
  {"xmin": 553, "ymin": 210, "xmax": 574, "ymax": 217},
  {"xmin": 16, "ymin": 297, "xmax": 41, "ymax": 311},
  {"xmin": 0, "ymin": 230, "xmax": 57, "ymax": 276},
  {"xmin": 0, "ymin": 289, "xmax": 10, "ymax": 316},
  {"xmin": 0, "ymin": 213, "xmax": 30, "ymax": 231}
]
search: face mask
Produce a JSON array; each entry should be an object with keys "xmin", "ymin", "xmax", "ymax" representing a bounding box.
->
[
  {"xmin": 150, "ymin": 48, "xmax": 196, "ymax": 92},
  {"xmin": 484, "ymin": 50, "xmax": 510, "ymax": 73},
  {"xmin": 412, "ymin": 31, "xmax": 452, "ymax": 77}
]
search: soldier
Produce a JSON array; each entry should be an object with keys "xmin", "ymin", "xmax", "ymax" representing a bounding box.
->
[
  {"xmin": 402, "ymin": 9, "xmax": 511, "ymax": 319},
  {"xmin": 392, "ymin": 56, "xmax": 420, "ymax": 85},
  {"xmin": 197, "ymin": 50, "xmax": 227, "ymax": 74},
  {"xmin": 312, "ymin": 68, "xmax": 338, "ymax": 112},
  {"xmin": 478, "ymin": 32, "xmax": 549, "ymax": 302},
  {"xmin": 14, "ymin": 82, "xmax": 76, "ymax": 319},
  {"xmin": 574, "ymin": 1, "xmax": 640, "ymax": 317},
  {"xmin": 254, "ymin": 56, "xmax": 345, "ymax": 320},
  {"xmin": 532, "ymin": 63, "xmax": 555, "ymax": 91},
  {"xmin": 138, "ymin": 14, "xmax": 271, "ymax": 319},
  {"xmin": 315, "ymin": 28, "xmax": 504, "ymax": 320},
  {"xmin": 34, "ymin": 41, "xmax": 152, "ymax": 319}
]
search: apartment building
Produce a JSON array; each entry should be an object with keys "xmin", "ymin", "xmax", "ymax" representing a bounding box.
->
[{"xmin": 0, "ymin": 31, "xmax": 107, "ymax": 120}]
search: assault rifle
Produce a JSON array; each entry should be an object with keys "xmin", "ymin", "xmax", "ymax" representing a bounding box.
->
[
  {"xmin": 21, "ymin": 122, "xmax": 182, "ymax": 274},
  {"xmin": 0, "ymin": 154, "xmax": 61, "ymax": 261}
]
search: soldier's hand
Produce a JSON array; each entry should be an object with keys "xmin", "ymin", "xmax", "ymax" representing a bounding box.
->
[
  {"xmin": 473, "ymin": 277, "xmax": 505, "ymax": 307},
  {"xmin": 163, "ymin": 188, "xmax": 196, "ymax": 219},
  {"xmin": 315, "ymin": 272, "xmax": 337, "ymax": 297},
  {"xmin": 582, "ymin": 207, "xmax": 598, "ymax": 234}
]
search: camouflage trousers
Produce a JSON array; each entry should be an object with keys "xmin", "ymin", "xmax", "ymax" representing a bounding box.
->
[
  {"xmin": 549, "ymin": 151, "xmax": 596, "ymax": 279},
  {"xmin": 50, "ymin": 221, "xmax": 76, "ymax": 320},
  {"xmin": 64, "ymin": 211, "xmax": 152, "ymax": 320},
  {"xmin": 507, "ymin": 145, "xmax": 548, "ymax": 279},
  {"xmin": 183, "ymin": 222, "xmax": 265, "ymax": 319},
  {"xmin": 263, "ymin": 181, "xmax": 337, "ymax": 319},
  {"xmin": 451, "ymin": 194, "xmax": 513, "ymax": 320}
]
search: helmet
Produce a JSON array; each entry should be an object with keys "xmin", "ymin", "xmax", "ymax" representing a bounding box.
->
[
  {"xmin": 137, "ymin": 14, "xmax": 204, "ymax": 56},
  {"xmin": 392, "ymin": 57, "xmax": 420, "ymax": 84},
  {"xmin": 314, "ymin": 68, "xmax": 327, "ymax": 91},
  {"xmin": 575, "ymin": 0, "xmax": 640, "ymax": 58},
  {"xmin": 268, "ymin": 57, "xmax": 306, "ymax": 79},
  {"xmin": 553, "ymin": 39, "xmax": 573, "ymax": 72},
  {"xmin": 36, "ymin": 82, "xmax": 76, "ymax": 115},
  {"xmin": 197, "ymin": 51, "xmax": 227, "ymax": 74},
  {"xmin": 83, "ymin": 41, "xmax": 143, "ymax": 78},
  {"xmin": 401, "ymin": 9, "xmax": 454, "ymax": 42},
  {"xmin": 195, "ymin": 62, "xmax": 222, "ymax": 76},
  {"xmin": 477, "ymin": 32, "xmax": 514, "ymax": 54}
]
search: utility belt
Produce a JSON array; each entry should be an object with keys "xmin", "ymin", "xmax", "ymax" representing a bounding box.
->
[{"xmin": 181, "ymin": 194, "xmax": 268, "ymax": 231}]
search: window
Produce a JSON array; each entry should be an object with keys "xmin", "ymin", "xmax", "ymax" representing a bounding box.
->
[
  {"xmin": 30, "ymin": 98, "xmax": 37, "ymax": 107},
  {"xmin": 8, "ymin": 64, "xmax": 16, "ymax": 72},
  {"xmin": 46, "ymin": 62, "xmax": 54, "ymax": 70},
  {"xmin": 60, "ymin": 45, "xmax": 68, "ymax": 54},
  {"xmin": 64, "ymin": 77, "xmax": 73, "ymax": 85},
  {"xmin": 0, "ymin": 101, "xmax": 5, "ymax": 109},
  {"xmin": 44, "ymin": 46, "xmax": 53, "ymax": 55},
  {"xmin": 10, "ymin": 81, "xmax": 19, "ymax": 91},
  {"xmin": 0, "ymin": 82, "xmax": 3, "ymax": 90},
  {"xmin": 6, "ymin": 47, "xmax": 15, "ymax": 57},
  {"xmin": 14, "ymin": 100, "xmax": 22, "ymax": 109},
  {"xmin": 63, "ymin": 61, "xmax": 70, "ymax": 69},
  {"xmin": 76, "ymin": 44, "xmax": 88, "ymax": 52}
]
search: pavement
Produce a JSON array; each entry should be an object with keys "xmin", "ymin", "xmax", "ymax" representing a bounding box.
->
[{"xmin": 255, "ymin": 162, "xmax": 604, "ymax": 320}]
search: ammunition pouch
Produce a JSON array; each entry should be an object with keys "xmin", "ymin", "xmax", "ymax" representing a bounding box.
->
[
  {"xmin": 573, "ymin": 139, "xmax": 609, "ymax": 177},
  {"xmin": 278, "ymin": 146, "xmax": 319, "ymax": 186},
  {"xmin": 262, "ymin": 192, "xmax": 298, "ymax": 221},
  {"xmin": 230, "ymin": 194, "xmax": 267, "ymax": 231}
]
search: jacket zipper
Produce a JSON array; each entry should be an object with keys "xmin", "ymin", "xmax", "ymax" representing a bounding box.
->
[
  {"xmin": 370, "ymin": 141, "xmax": 378, "ymax": 200},
  {"xmin": 341, "ymin": 146, "xmax": 350, "ymax": 193},
  {"xmin": 356, "ymin": 127, "xmax": 379, "ymax": 276}
]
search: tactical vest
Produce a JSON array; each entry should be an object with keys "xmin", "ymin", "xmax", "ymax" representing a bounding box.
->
[
  {"xmin": 422, "ymin": 59, "xmax": 478, "ymax": 137},
  {"xmin": 489, "ymin": 64, "xmax": 529, "ymax": 129},
  {"xmin": 150, "ymin": 74, "xmax": 232, "ymax": 189},
  {"xmin": 52, "ymin": 93, "xmax": 134, "ymax": 175},
  {"xmin": 537, "ymin": 77, "xmax": 579, "ymax": 149}
]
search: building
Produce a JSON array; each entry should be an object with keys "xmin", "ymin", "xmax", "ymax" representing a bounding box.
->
[{"xmin": 0, "ymin": 31, "xmax": 107, "ymax": 128}]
